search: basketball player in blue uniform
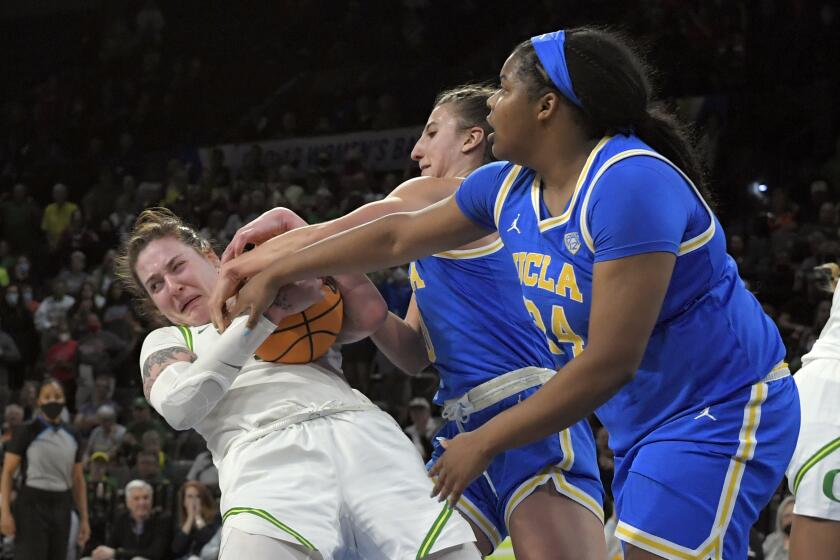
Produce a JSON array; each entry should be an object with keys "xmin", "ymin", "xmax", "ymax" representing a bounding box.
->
[
  {"xmin": 222, "ymin": 28, "xmax": 800, "ymax": 560},
  {"xmin": 211, "ymin": 87, "xmax": 605, "ymax": 558}
]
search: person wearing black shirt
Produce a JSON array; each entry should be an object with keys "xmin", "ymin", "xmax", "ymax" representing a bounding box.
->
[
  {"xmin": 90, "ymin": 479, "xmax": 172, "ymax": 560},
  {"xmin": 0, "ymin": 379, "xmax": 90, "ymax": 559},
  {"xmin": 172, "ymin": 481, "xmax": 220, "ymax": 560}
]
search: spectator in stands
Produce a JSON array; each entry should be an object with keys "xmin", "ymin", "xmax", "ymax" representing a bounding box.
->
[
  {"xmin": 136, "ymin": 0, "xmax": 166, "ymax": 45},
  {"xmin": 34, "ymin": 279, "xmax": 76, "ymax": 334},
  {"xmin": 58, "ymin": 213, "xmax": 100, "ymax": 270},
  {"xmin": 172, "ymin": 481, "xmax": 220, "ymax": 560},
  {"xmin": 0, "ymin": 404, "xmax": 24, "ymax": 459},
  {"xmin": 71, "ymin": 281, "xmax": 107, "ymax": 321},
  {"xmin": 131, "ymin": 450, "xmax": 175, "ymax": 515},
  {"xmin": 59, "ymin": 250, "xmax": 93, "ymax": 298},
  {"xmin": 0, "ymin": 183, "xmax": 42, "ymax": 255},
  {"xmin": 84, "ymin": 452, "xmax": 119, "ymax": 557},
  {"xmin": 185, "ymin": 450, "xmax": 219, "ymax": 495},
  {"xmin": 0, "ymin": 284, "xmax": 38, "ymax": 384},
  {"xmin": 89, "ymin": 479, "xmax": 171, "ymax": 560},
  {"xmin": 91, "ymin": 249, "xmax": 118, "ymax": 297},
  {"xmin": 75, "ymin": 375, "xmax": 120, "ymax": 435},
  {"xmin": 0, "ymin": 314, "xmax": 21, "ymax": 388},
  {"xmin": 85, "ymin": 405, "xmax": 126, "ymax": 460},
  {"xmin": 82, "ymin": 168, "xmax": 119, "ymax": 226},
  {"xmin": 0, "ymin": 240, "xmax": 13, "ymax": 283},
  {"xmin": 42, "ymin": 183, "xmax": 80, "ymax": 251},
  {"xmin": 44, "ymin": 320, "xmax": 79, "ymax": 407},
  {"xmin": 0, "ymin": 379, "xmax": 90, "ymax": 559},
  {"xmin": 18, "ymin": 380, "xmax": 38, "ymax": 421},
  {"xmin": 76, "ymin": 312, "xmax": 131, "ymax": 396},
  {"xmin": 125, "ymin": 397, "xmax": 170, "ymax": 445},
  {"xmin": 763, "ymin": 496, "xmax": 795, "ymax": 560},
  {"xmin": 403, "ymin": 397, "xmax": 439, "ymax": 461},
  {"xmin": 141, "ymin": 429, "xmax": 168, "ymax": 473},
  {"xmin": 207, "ymin": 148, "xmax": 231, "ymax": 187},
  {"xmin": 172, "ymin": 429, "xmax": 206, "ymax": 462}
]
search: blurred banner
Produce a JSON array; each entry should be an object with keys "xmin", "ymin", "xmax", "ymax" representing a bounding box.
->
[{"xmin": 200, "ymin": 126, "xmax": 423, "ymax": 174}]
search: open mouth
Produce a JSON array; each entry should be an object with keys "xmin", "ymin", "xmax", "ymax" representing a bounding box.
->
[{"xmin": 181, "ymin": 295, "xmax": 200, "ymax": 313}]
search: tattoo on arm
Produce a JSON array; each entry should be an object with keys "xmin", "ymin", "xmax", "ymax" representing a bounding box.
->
[
  {"xmin": 273, "ymin": 291, "xmax": 292, "ymax": 311},
  {"xmin": 142, "ymin": 346, "xmax": 197, "ymax": 399}
]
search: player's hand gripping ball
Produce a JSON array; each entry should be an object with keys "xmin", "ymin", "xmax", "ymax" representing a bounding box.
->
[{"xmin": 256, "ymin": 278, "xmax": 343, "ymax": 364}]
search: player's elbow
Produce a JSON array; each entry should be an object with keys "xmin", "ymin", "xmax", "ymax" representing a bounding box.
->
[
  {"xmin": 338, "ymin": 301, "xmax": 388, "ymax": 343},
  {"xmin": 158, "ymin": 404, "xmax": 205, "ymax": 431}
]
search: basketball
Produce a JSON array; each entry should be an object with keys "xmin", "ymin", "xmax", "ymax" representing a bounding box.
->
[{"xmin": 255, "ymin": 279, "xmax": 343, "ymax": 364}]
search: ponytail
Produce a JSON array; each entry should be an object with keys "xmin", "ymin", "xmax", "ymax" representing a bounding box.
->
[{"xmin": 635, "ymin": 108, "xmax": 711, "ymax": 204}]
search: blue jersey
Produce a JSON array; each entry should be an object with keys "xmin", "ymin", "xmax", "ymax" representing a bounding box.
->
[
  {"xmin": 410, "ymin": 239, "xmax": 556, "ymax": 404},
  {"xmin": 455, "ymin": 134, "xmax": 786, "ymax": 454}
]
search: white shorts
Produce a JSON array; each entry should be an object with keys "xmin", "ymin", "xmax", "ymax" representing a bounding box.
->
[
  {"xmin": 786, "ymin": 358, "xmax": 840, "ymax": 521},
  {"xmin": 218, "ymin": 408, "xmax": 475, "ymax": 559}
]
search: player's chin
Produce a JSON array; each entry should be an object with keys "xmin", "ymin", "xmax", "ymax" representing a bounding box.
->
[{"xmin": 188, "ymin": 306, "xmax": 211, "ymax": 327}]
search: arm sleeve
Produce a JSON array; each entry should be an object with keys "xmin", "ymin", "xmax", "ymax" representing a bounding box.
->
[
  {"xmin": 140, "ymin": 316, "xmax": 277, "ymax": 431},
  {"xmin": 454, "ymin": 161, "xmax": 511, "ymax": 231},
  {"xmin": 587, "ymin": 158, "xmax": 694, "ymax": 263}
]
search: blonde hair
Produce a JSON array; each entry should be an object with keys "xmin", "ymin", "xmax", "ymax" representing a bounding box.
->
[{"xmin": 115, "ymin": 207, "xmax": 213, "ymax": 319}]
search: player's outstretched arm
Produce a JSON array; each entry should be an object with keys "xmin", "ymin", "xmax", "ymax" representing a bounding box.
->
[
  {"xmin": 223, "ymin": 195, "xmax": 489, "ymax": 330},
  {"xmin": 212, "ymin": 177, "xmax": 462, "ymax": 323}
]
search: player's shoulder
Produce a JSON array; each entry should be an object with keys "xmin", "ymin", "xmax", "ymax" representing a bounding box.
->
[
  {"xmin": 389, "ymin": 176, "xmax": 463, "ymax": 206},
  {"xmin": 140, "ymin": 324, "xmax": 194, "ymax": 361},
  {"xmin": 462, "ymin": 161, "xmax": 520, "ymax": 187}
]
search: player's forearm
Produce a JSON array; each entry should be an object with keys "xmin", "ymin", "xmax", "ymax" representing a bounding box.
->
[
  {"xmin": 331, "ymin": 274, "xmax": 388, "ymax": 344},
  {"xmin": 267, "ymin": 197, "xmax": 418, "ymax": 262},
  {"xmin": 268, "ymin": 205, "xmax": 474, "ymax": 287},
  {"xmin": 370, "ymin": 313, "xmax": 430, "ymax": 375},
  {"xmin": 149, "ymin": 317, "xmax": 276, "ymax": 430}
]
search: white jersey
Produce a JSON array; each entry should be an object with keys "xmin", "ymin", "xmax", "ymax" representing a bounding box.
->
[
  {"xmin": 139, "ymin": 322, "xmax": 477, "ymax": 558},
  {"xmin": 801, "ymin": 282, "xmax": 840, "ymax": 367},
  {"xmin": 139, "ymin": 324, "xmax": 369, "ymax": 462}
]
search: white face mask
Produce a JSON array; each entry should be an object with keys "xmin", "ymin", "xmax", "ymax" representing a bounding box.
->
[
  {"xmin": 5, "ymin": 293, "xmax": 18, "ymax": 306},
  {"xmin": 58, "ymin": 333, "xmax": 71, "ymax": 343}
]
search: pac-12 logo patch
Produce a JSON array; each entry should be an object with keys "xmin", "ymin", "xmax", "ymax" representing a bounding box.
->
[{"xmin": 564, "ymin": 232, "xmax": 581, "ymax": 255}]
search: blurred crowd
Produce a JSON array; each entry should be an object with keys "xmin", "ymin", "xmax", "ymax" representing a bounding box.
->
[{"xmin": 0, "ymin": 0, "xmax": 838, "ymax": 559}]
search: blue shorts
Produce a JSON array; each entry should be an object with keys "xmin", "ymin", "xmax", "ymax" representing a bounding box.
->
[
  {"xmin": 428, "ymin": 386, "xmax": 604, "ymax": 551},
  {"xmin": 613, "ymin": 376, "xmax": 799, "ymax": 559}
]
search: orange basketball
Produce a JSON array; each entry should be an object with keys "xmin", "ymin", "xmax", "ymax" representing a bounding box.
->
[{"xmin": 255, "ymin": 279, "xmax": 343, "ymax": 364}]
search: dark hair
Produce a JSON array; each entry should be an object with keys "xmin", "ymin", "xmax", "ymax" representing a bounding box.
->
[
  {"xmin": 38, "ymin": 377, "xmax": 66, "ymax": 399},
  {"xmin": 115, "ymin": 207, "xmax": 213, "ymax": 319},
  {"xmin": 433, "ymin": 84, "xmax": 496, "ymax": 164},
  {"xmin": 511, "ymin": 28, "xmax": 712, "ymax": 205}
]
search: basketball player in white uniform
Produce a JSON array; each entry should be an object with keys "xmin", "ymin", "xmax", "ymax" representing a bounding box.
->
[
  {"xmin": 786, "ymin": 263, "xmax": 840, "ymax": 559},
  {"xmin": 118, "ymin": 208, "xmax": 479, "ymax": 560}
]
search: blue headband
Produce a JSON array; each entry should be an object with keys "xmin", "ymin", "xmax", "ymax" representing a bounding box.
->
[{"xmin": 530, "ymin": 30, "xmax": 583, "ymax": 108}]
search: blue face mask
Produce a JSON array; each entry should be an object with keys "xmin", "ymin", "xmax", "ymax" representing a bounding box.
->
[{"xmin": 5, "ymin": 293, "xmax": 18, "ymax": 306}]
